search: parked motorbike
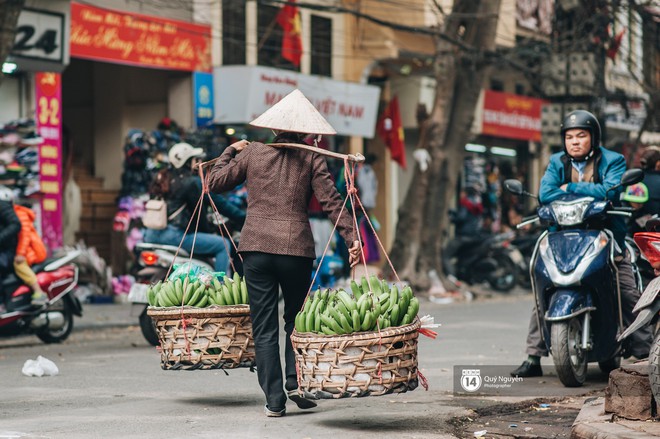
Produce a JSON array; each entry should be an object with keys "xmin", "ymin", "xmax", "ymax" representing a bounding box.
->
[
  {"xmin": 618, "ymin": 216, "xmax": 660, "ymax": 404},
  {"xmin": 444, "ymin": 231, "xmax": 520, "ymax": 292},
  {"xmin": 504, "ymin": 168, "xmax": 644, "ymax": 387},
  {"xmin": 0, "ymin": 250, "xmax": 83, "ymax": 343},
  {"xmin": 128, "ymin": 242, "xmax": 214, "ymax": 346}
]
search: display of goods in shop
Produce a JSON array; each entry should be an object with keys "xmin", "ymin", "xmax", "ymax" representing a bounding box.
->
[
  {"xmin": 146, "ymin": 272, "xmax": 253, "ymax": 370},
  {"xmin": 146, "ymin": 272, "xmax": 249, "ymax": 307},
  {"xmin": 291, "ymin": 276, "xmax": 420, "ymax": 399},
  {"xmin": 294, "ymin": 276, "xmax": 419, "ymax": 335}
]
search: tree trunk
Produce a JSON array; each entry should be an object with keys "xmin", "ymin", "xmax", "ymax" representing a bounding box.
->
[
  {"xmin": 0, "ymin": 0, "xmax": 26, "ymax": 88},
  {"xmin": 386, "ymin": 0, "xmax": 501, "ymax": 291}
]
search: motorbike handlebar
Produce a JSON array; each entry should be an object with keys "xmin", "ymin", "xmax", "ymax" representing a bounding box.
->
[{"xmin": 516, "ymin": 216, "xmax": 540, "ymax": 229}]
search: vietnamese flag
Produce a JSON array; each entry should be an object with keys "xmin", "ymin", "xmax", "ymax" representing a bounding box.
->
[
  {"xmin": 376, "ymin": 96, "xmax": 407, "ymax": 169},
  {"xmin": 276, "ymin": 0, "xmax": 303, "ymax": 66}
]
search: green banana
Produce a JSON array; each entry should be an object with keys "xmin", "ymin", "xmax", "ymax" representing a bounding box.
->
[
  {"xmin": 231, "ymin": 279, "xmax": 241, "ymax": 305},
  {"xmin": 195, "ymin": 294, "xmax": 209, "ymax": 308},
  {"xmin": 147, "ymin": 285, "xmax": 156, "ymax": 306},
  {"xmin": 401, "ymin": 313, "xmax": 412, "ymax": 326},
  {"xmin": 164, "ymin": 282, "xmax": 178, "ymax": 306},
  {"xmin": 339, "ymin": 313, "xmax": 353, "ymax": 333},
  {"xmin": 352, "ymin": 309, "xmax": 361, "ymax": 332},
  {"xmin": 408, "ymin": 297, "xmax": 420, "ymax": 319},
  {"xmin": 314, "ymin": 309, "xmax": 322, "ymax": 333},
  {"xmin": 350, "ymin": 279, "xmax": 363, "ymax": 300},
  {"xmin": 337, "ymin": 290, "xmax": 358, "ymax": 313},
  {"xmin": 334, "ymin": 300, "xmax": 352, "ymax": 321},
  {"xmin": 370, "ymin": 275, "xmax": 382, "ymax": 295},
  {"xmin": 212, "ymin": 278, "xmax": 223, "ymax": 292},
  {"xmin": 240, "ymin": 280, "xmax": 248, "ymax": 304},
  {"xmin": 361, "ymin": 311, "xmax": 373, "ymax": 331},
  {"xmin": 295, "ymin": 311, "xmax": 306, "ymax": 332},
  {"xmin": 361, "ymin": 277, "xmax": 371, "ymax": 294},
  {"xmin": 187, "ymin": 284, "xmax": 205, "ymax": 306},
  {"xmin": 305, "ymin": 308, "xmax": 315, "ymax": 333},
  {"xmin": 391, "ymin": 303, "xmax": 401, "ymax": 326},
  {"xmin": 388, "ymin": 285, "xmax": 399, "ymax": 312},
  {"xmin": 233, "ymin": 271, "xmax": 241, "ymax": 285},
  {"xmin": 320, "ymin": 325, "xmax": 335, "ymax": 336},
  {"xmin": 222, "ymin": 284, "xmax": 233, "ymax": 305}
]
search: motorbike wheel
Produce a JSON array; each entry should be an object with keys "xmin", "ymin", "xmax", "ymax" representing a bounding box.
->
[
  {"xmin": 551, "ymin": 319, "xmax": 587, "ymax": 387},
  {"xmin": 139, "ymin": 307, "xmax": 160, "ymax": 346},
  {"xmin": 36, "ymin": 304, "xmax": 74, "ymax": 344},
  {"xmin": 598, "ymin": 356, "xmax": 621, "ymax": 375},
  {"xmin": 487, "ymin": 256, "xmax": 517, "ymax": 292},
  {"xmin": 649, "ymin": 331, "xmax": 660, "ymax": 407}
]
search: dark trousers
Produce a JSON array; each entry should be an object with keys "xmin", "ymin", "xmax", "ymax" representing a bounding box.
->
[{"xmin": 242, "ymin": 252, "xmax": 313, "ymax": 411}]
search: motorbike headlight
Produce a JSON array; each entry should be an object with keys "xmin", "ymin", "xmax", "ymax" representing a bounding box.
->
[{"xmin": 550, "ymin": 198, "xmax": 593, "ymax": 226}]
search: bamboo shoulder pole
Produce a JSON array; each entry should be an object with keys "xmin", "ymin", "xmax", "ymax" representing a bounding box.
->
[{"xmin": 196, "ymin": 142, "xmax": 364, "ymax": 169}]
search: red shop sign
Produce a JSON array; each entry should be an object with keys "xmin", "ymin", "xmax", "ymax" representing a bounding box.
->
[
  {"xmin": 70, "ymin": 2, "xmax": 211, "ymax": 72},
  {"xmin": 482, "ymin": 90, "xmax": 545, "ymax": 142}
]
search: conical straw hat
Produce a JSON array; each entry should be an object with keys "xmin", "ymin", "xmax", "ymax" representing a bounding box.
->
[{"xmin": 249, "ymin": 89, "xmax": 337, "ymax": 135}]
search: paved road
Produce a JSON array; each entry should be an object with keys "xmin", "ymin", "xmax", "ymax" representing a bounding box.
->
[{"xmin": 0, "ymin": 294, "xmax": 609, "ymax": 438}]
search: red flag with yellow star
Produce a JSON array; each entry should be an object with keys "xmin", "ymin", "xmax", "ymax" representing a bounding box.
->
[{"xmin": 276, "ymin": 0, "xmax": 303, "ymax": 66}]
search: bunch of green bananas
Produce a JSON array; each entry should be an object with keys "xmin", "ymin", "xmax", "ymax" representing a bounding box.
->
[
  {"xmin": 294, "ymin": 276, "xmax": 419, "ymax": 335},
  {"xmin": 146, "ymin": 272, "xmax": 249, "ymax": 307}
]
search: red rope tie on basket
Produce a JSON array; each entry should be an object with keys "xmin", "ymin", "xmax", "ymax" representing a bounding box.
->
[
  {"xmin": 418, "ymin": 370, "xmax": 429, "ymax": 391},
  {"xmin": 418, "ymin": 328, "xmax": 438, "ymax": 339}
]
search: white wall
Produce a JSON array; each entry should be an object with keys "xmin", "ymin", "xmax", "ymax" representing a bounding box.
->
[{"xmin": 0, "ymin": 77, "xmax": 22, "ymax": 122}]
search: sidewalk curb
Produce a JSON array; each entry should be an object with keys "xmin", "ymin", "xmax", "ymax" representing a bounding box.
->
[{"xmin": 572, "ymin": 397, "xmax": 658, "ymax": 438}]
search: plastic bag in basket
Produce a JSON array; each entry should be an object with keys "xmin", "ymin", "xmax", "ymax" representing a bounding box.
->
[{"xmin": 168, "ymin": 262, "xmax": 224, "ymax": 286}]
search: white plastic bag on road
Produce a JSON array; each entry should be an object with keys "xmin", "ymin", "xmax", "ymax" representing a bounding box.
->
[{"xmin": 21, "ymin": 356, "xmax": 59, "ymax": 377}]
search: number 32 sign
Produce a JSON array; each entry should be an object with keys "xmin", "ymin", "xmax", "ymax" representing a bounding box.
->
[{"xmin": 11, "ymin": 8, "xmax": 64, "ymax": 63}]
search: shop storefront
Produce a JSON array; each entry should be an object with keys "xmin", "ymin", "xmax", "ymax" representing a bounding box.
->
[
  {"xmin": 469, "ymin": 89, "xmax": 546, "ymax": 230},
  {"xmin": 62, "ymin": 1, "xmax": 212, "ymax": 262}
]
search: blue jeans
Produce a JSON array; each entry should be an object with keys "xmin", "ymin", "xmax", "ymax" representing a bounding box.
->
[{"xmin": 143, "ymin": 225, "xmax": 231, "ymax": 273}]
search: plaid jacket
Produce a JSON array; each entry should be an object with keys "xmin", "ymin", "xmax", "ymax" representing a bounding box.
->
[{"xmin": 208, "ymin": 142, "xmax": 355, "ymax": 259}]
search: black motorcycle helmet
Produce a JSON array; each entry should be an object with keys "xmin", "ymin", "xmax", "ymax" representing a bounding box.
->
[{"xmin": 560, "ymin": 110, "xmax": 601, "ymax": 162}]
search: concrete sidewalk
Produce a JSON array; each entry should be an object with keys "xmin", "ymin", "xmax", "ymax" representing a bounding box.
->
[{"xmin": 572, "ymin": 396, "xmax": 660, "ymax": 438}]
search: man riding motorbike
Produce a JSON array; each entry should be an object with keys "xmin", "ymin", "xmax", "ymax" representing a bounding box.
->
[
  {"xmin": 143, "ymin": 142, "xmax": 246, "ymax": 274},
  {"xmin": 511, "ymin": 109, "xmax": 652, "ymax": 378}
]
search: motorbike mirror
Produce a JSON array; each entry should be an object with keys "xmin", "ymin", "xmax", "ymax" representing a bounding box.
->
[
  {"xmin": 606, "ymin": 168, "xmax": 645, "ymax": 196},
  {"xmin": 503, "ymin": 179, "xmax": 524, "ymax": 195},
  {"xmin": 503, "ymin": 179, "xmax": 538, "ymax": 199},
  {"xmin": 621, "ymin": 168, "xmax": 644, "ymax": 186}
]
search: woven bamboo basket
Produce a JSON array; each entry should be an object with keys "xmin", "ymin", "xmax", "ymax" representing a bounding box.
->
[
  {"xmin": 291, "ymin": 318, "xmax": 420, "ymax": 399},
  {"xmin": 147, "ymin": 305, "xmax": 255, "ymax": 371}
]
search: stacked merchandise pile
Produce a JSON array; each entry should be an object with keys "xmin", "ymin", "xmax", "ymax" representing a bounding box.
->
[{"xmin": 0, "ymin": 119, "xmax": 43, "ymax": 201}]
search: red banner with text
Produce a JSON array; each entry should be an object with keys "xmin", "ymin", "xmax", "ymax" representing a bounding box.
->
[
  {"xmin": 35, "ymin": 72, "xmax": 63, "ymax": 251},
  {"xmin": 70, "ymin": 2, "xmax": 211, "ymax": 72},
  {"xmin": 482, "ymin": 90, "xmax": 545, "ymax": 142}
]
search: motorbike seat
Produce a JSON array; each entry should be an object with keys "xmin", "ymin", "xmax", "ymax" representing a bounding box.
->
[
  {"xmin": 1, "ymin": 274, "xmax": 20, "ymax": 291},
  {"xmin": 136, "ymin": 242, "xmax": 190, "ymax": 257}
]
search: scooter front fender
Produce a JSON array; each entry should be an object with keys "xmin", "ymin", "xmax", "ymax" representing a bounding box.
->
[{"xmin": 545, "ymin": 289, "xmax": 596, "ymax": 322}]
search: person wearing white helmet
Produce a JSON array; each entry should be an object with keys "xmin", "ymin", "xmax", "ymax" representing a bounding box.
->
[
  {"xmin": 143, "ymin": 142, "xmax": 246, "ymax": 274},
  {"xmin": 208, "ymin": 89, "xmax": 361, "ymax": 418}
]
